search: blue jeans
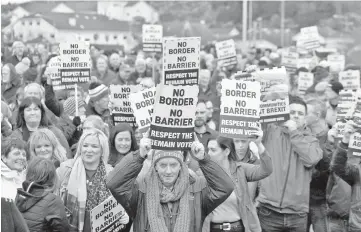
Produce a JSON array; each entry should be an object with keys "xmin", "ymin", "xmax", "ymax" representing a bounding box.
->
[
  {"xmin": 307, "ymin": 203, "xmax": 329, "ymax": 232},
  {"xmin": 328, "ymin": 217, "xmax": 348, "ymax": 232},
  {"xmin": 257, "ymin": 206, "xmax": 308, "ymax": 232}
]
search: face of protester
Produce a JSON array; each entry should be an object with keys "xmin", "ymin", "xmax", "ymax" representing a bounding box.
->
[
  {"xmin": 134, "ymin": 129, "xmax": 142, "ymax": 145},
  {"xmin": 289, "ymin": 103, "xmax": 306, "ymax": 129},
  {"xmin": 233, "ymin": 138, "xmax": 250, "ymax": 159},
  {"xmin": 95, "ymin": 95, "xmax": 110, "ymax": 112},
  {"xmin": 78, "ymin": 106, "xmax": 86, "ymax": 116},
  {"xmin": 34, "ymin": 138, "xmax": 53, "ymax": 160},
  {"xmin": 109, "ymin": 54, "xmax": 121, "ymax": 68},
  {"xmin": 81, "ymin": 135, "xmax": 102, "ymax": 165},
  {"xmin": 68, "ymin": 90, "xmax": 83, "ymax": 101},
  {"xmin": 305, "ymin": 104, "xmax": 319, "ymax": 126},
  {"xmin": 135, "ymin": 60, "xmax": 146, "ymax": 73},
  {"xmin": 155, "ymin": 157, "xmax": 181, "ymax": 187},
  {"xmin": 24, "ymin": 103, "xmax": 42, "ymax": 126},
  {"xmin": 119, "ymin": 67, "xmax": 132, "ymax": 81},
  {"xmin": 195, "ymin": 103, "xmax": 207, "ymax": 127},
  {"xmin": 37, "ymin": 44, "xmax": 46, "ymax": 54},
  {"xmin": 14, "ymin": 43, "xmax": 25, "ymax": 57},
  {"xmin": 208, "ymin": 140, "xmax": 228, "ymax": 163},
  {"xmin": 2, "ymin": 65, "xmax": 11, "ymax": 83},
  {"xmin": 32, "ymin": 55, "xmax": 40, "ymax": 65},
  {"xmin": 24, "ymin": 85, "xmax": 42, "ymax": 99},
  {"xmin": 199, "ymin": 73, "xmax": 210, "ymax": 89},
  {"xmin": 205, "ymin": 101, "xmax": 213, "ymax": 120},
  {"xmin": 2, "ymin": 148, "xmax": 27, "ymax": 172},
  {"xmin": 96, "ymin": 58, "xmax": 108, "ymax": 73},
  {"xmin": 115, "ymin": 131, "xmax": 132, "ymax": 155}
]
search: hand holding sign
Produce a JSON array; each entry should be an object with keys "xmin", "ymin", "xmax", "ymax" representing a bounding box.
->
[
  {"xmin": 342, "ymin": 120, "xmax": 358, "ymax": 144},
  {"xmin": 140, "ymin": 137, "xmax": 152, "ymax": 158},
  {"xmin": 283, "ymin": 120, "xmax": 298, "ymax": 132},
  {"xmin": 190, "ymin": 141, "xmax": 205, "ymax": 160},
  {"xmin": 250, "ymin": 123, "xmax": 263, "ymax": 145}
]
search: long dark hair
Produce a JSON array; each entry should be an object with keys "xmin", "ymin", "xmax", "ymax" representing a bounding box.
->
[
  {"xmin": 16, "ymin": 97, "xmax": 51, "ymax": 129},
  {"xmin": 207, "ymin": 136, "xmax": 238, "ymax": 162}
]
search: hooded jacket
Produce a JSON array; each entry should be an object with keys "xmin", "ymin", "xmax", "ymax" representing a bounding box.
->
[
  {"xmin": 331, "ymin": 142, "xmax": 361, "ymax": 230},
  {"xmin": 258, "ymin": 124, "xmax": 322, "ymax": 214},
  {"xmin": 108, "ymin": 123, "xmax": 139, "ymax": 167},
  {"xmin": 1, "ymin": 160, "xmax": 25, "ymax": 200},
  {"xmin": 16, "ymin": 181, "xmax": 70, "ymax": 232}
]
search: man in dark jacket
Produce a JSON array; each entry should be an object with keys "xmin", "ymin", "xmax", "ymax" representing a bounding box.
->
[
  {"xmin": 6, "ymin": 41, "xmax": 27, "ymax": 66},
  {"xmin": 107, "ymin": 135, "xmax": 234, "ymax": 232}
]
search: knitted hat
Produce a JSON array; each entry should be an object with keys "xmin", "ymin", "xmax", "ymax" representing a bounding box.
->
[
  {"xmin": 88, "ymin": 82, "xmax": 109, "ymax": 102},
  {"xmin": 63, "ymin": 97, "xmax": 86, "ymax": 116},
  {"xmin": 152, "ymin": 150, "xmax": 184, "ymax": 165},
  {"xmin": 329, "ymin": 81, "xmax": 344, "ymax": 95}
]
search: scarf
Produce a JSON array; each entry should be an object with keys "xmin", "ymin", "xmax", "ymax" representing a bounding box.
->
[
  {"xmin": 146, "ymin": 162, "xmax": 190, "ymax": 232},
  {"xmin": 65, "ymin": 158, "xmax": 110, "ymax": 232}
]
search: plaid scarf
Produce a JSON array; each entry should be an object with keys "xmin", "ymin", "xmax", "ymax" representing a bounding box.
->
[
  {"xmin": 146, "ymin": 162, "xmax": 190, "ymax": 232},
  {"xmin": 65, "ymin": 158, "xmax": 111, "ymax": 232}
]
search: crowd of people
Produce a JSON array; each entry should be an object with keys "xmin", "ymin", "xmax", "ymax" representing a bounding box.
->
[{"xmin": 1, "ymin": 39, "xmax": 361, "ymax": 232}]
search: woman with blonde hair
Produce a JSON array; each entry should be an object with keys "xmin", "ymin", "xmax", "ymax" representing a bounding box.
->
[
  {"xmin": 28, "ymin": 128, "xmax": 68, "ymax": 168},
  {"xmin": 57, "ymin": 128, "xmax": 129, "ymax": 232}
]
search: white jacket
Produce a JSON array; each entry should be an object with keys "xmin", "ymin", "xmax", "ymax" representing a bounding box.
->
[{"xmin": 1, "ymin": 161, "xmax": 25, "ymax": 200}]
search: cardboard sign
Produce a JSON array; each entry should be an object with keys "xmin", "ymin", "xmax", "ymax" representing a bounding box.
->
[
  {"xmin": 150, "ymin": 84, "xmax": 198, "ymax": 150},
  {"xmin": 215, "ymin": 39, "xmax": 237, "ymax": 68},
  {"xmin": 129, "ymin": 87, "xmax": 156, "ymax": 133},
  {"xmin": 327, "ymin": 54, "xmax": 345, "ymax": 73},
  {"xmin": 219, "ymin": 79, "xmax": 260, "ymax": 138},
  {"xmin": 59, "ymin": 42, "xmax": 91, "ymax": 89},
  {"xmin": 90, "ymin": 196, "xmax": 126, "ymax": 232},
  {"xmin": 339, "ymin": 70, "xmax": 361, "ymax": 90},
  {"xmin": 110, "ymin": 85, "xmax": 139, "ymax": 127},
  {"xmin": 298, "ymin": 72, "xmax": 314, "ymax": 93},
  {"xmin": 163, "ymin": 37, "xmax": 200, "ymax": 85},
  {"xmin": 281, "ymin": 51, "xmax": 299, "ymax": 74},
  {"xmin": 349, "ymin": 132, "xmax": 361, "ymax": 156},
  {"xmin": 252, "ymin": 67, "xmax": 290, "ymax": 123},
  {"xmin": 297, "ymin": 26, "xmax": 321, "ymax": 51},
  {"xmin": 142, "ymin": 24, "xmax": 163, "ymax": 53}
]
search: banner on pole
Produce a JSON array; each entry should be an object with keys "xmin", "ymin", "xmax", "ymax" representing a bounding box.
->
[
  {"xmin": 215, "ymin": 39, "xmax": 237, "ymax": 68},
  {"xmin": 219, "ymin": 79, "xmax": 260, "ymax": 138},
  {"xmin": 297, "ymin": 26, "xmax": 321, "ymax": 51},
  {"xmin": 150, "ymin": 84, "xmax": 198, "ymax": 150},
  {"xmin": 281, "ymin": 51, "xmax": 299, "ymax": 74},
  {"xmin": 327, "ymin": 54, "xmax": 345, "ymax": 73},
  {"xmin": 339, "ymin": 70, "xmax": 361, "ymax": 90},
  {"xmin": 142, "ymin": 25, "xmax": 163, "ymax": 53},
  {"xmin": 59, "ymin": 42, "xmax": 91, "ymax": 89},
  {"xmin": 163, "ymin": 37, "xmax": 200, "ymax": 85},
  {"xmin": 129, "ymin": 87, "xmax": 156, "ymax": 133},
  {"xmin": 90, "ymin": 196, "xmax": 127, "ymax": 232},
  {"xmin": 110, "ymin": 85, "xmax": 139, "ymax": 127}
]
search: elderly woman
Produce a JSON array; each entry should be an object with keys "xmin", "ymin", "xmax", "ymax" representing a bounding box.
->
[
  {"xmin": 28, "ymin": 128, "xmax": 68, "ymax": 167},
  {"xmin": 16, "ymin": 157, "xmax": 70, "ymax": 231},
  {"xmin": 1, "ymin": 139, "xmax": 27, "ymax": 200},
  {"xmin": 1, "ymin": 63, "xmax": 22, "ymax": 104},
  {"xmin": 90, "ymin": 55, "xmax": 117, "ymax": 86},
  {"xmin": 9, "ymin": 97, "xmax": 70, "ymax": 155},
  {"xmin": 57, "ymin": 129, "xmax": 129, "ymax": 232},
  {"xmin": 203, "ymin": 127, "xmax": 272, "ymax": 232},
  {"xmin": 108, "ymin": 123, "xmax": 139, "ymax": 167}
]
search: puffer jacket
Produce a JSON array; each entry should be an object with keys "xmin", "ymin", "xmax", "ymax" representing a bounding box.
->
[
  {"xmin": 16, "ymin": 181, "xmax": 70, "ymax": 232},
  {"xmin": 258, "ymin": 124, "xmax": 322, "ymax": 213},
  {"xmin": 1, "ymin": 160, "xmax": 25, "ymax": 200},
  {"xmin": 331, "ymin": 142, "xmax": 361, "ymax": 231},
  {"xmin": 106, "ymin": 151, "xmax": 234, "ymax": 232}
]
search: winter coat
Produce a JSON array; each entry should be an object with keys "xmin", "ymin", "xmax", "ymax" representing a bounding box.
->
[
  {"xmin": 1, "ymin": 197, "xmax": 30, "ymax": 232},
  {"xmin": 258, "ymin": 124, "xmax": 322, "ymax": 213},
  {"xmin": 106, "ymin": 151, "xmax": 234, "ymax": 232},
  {"xmin": 331, "ymin": 142, "xmax": 361, "ymax": 230},
  {"xmin": 16, "ymin": 181, "xmax": 70, "ymax": 232},
  {"xmin": 1, "ymin": 160, "xmax": 25, "ymax": 200}
]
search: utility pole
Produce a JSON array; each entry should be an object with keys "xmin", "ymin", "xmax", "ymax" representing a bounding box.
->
[
  {"xmin": 242, "ymin": 0, "xmax": 248, "ymax": 42},
  {"xmin": 249, "ymin": 0, "xmax": 253, "ymax": 41},
  {"xmin": 280, "ymin": 0, "xmax": 285, "ymax": 47}
]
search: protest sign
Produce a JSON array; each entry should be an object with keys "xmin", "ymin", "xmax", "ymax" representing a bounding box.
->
[
  {"xmin": 90, "ymin": 196, "xmax": 126, "ymax": 232},
  {"xmin": 297, "ymin": 26, "xmax": 321, "ymax": 51},
  {"xmin": 281, "ymin": 51, "xmax": 299, "ymax": 74},
  {"xmin": 129, "ymin": 87, "xmax": 156, "ymax": 133},
  {"xmin": 219, "ymin": 79, "xmax": 260, "ymax": 138},
  {"xmin": 298, "ymin": 72, "xmax": 314, "ymax": 93},
  {"xmin": 327, "ymin": 54, "xmax": 345, "ymax": 73},
  {"xmin": 150, "ymin": 84, "xmax": 198, "ymax": 150},
  {"xmin": 110, "ymin": 85, "xmax": 140, "ymax": 127},
  {"xmin": 233, "ymin": 71, "xmax": 255, "ymax": 81},
  {"xmin": 297, "ymin": 57, "xmax": 312, "ymax": 70},
  {"xmin": 45, "ymin": 56, "xmax": 66, "ymax": 91},
  {"xmin": 59, "ymin": 42, "xmax": 91, "ymax": 89},
  {"xmin": 339, "ymin": 70, "xmax": 361, "ymax": 90},
  {"xmin": 142, "ymin": 24, "xmax": 163, "ymax": 53},
  {"xmin": 163, "ymin": 37, "xmax": 200, "ymax": 85},
  {"xmin": 215, "ymin": 39, "xmax": 237, "ymax": 68},
  {"xmin": 349, "ymin": 132, "xmax": 361, "ymax": 156},
  {"xmin": 252, "ymin": 67, "xmax": 290, "ymax": 123}
]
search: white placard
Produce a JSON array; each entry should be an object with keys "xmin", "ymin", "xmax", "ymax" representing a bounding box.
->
[
  {"xmin": 142, "ymin": 24, "xmax": 163, "ymax": 53},
  {"xmin": 298, "ymin": 72, "xmax": 314, "ymax": 92},
  {"xmin": 327, "ymin": 54, "xmax": 345, "ymax": 73},
  {"xmin": 339, "ymin": 70, "xmax": 361, "ymax": 90}
]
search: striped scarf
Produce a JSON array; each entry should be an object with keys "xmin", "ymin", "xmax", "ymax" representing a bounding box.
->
[{"xmin": 146, "ymin": 162, "xmax": 190, "ymax": 232}]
